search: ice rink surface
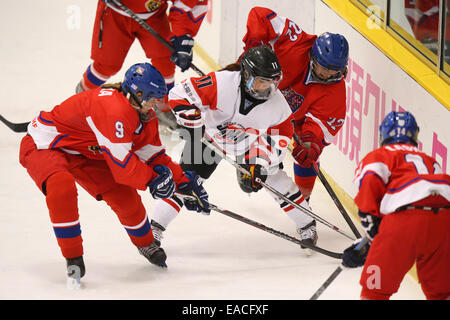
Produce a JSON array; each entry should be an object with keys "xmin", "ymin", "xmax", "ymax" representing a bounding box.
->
[{"xmin": 0, "ymin": 1, "xmax": 425, "ymax": 300}]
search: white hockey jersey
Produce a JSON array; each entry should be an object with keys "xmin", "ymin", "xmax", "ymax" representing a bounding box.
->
[{"xmin": 168, "ymin": 70, "xmax": 294, "ymax": 169}]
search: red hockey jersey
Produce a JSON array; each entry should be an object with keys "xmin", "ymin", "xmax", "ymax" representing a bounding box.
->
[
  {"xmin": 106, "ymin": 0, "xmax": 208, "ymax": 37},
  {"xmin": 353, "ymin": 143, "xmax": 450, "ymax": 216},
  {"xmin": 242, "ymin": 6, "xmax": 346, "ymax": 146},
  {"xmin": 27, "ymin": 88, "xmax": 187, "ymax": 191}
]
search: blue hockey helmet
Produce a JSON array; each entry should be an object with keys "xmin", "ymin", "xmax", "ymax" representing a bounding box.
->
[
  {"xmin": 311, "ymin": 32, "xmax": 349, "ymax": 71},
  {"xmin": 121, "ymin": 63, "xmax": 167, "ymax": 102},
  {"xmin": 379, "ymin": 111, "xmax": 419, "ymax": 146}
]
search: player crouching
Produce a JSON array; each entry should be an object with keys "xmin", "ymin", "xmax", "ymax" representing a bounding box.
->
[{"xmin": 19, "ymin": 63, "xmax": 209, "ymax": 287}]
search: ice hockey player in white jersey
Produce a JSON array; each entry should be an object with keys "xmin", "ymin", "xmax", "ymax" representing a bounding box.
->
[{"xmin": 149, "ymin": 45, "xmax": 318, "ymax": 252}]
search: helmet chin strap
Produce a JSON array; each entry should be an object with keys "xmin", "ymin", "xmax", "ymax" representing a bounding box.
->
[{"xmin": 124, "ymin": 86, "xmax": 155, "ymax": 122}]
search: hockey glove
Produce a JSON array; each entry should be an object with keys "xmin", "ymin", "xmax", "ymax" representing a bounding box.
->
[
  {"xmin": 172, "ymin": 104, "xmax": 203, "ymax": 128},
  {"xmin": 170, "ymin": 34, "xmax": 194, "ymax": 72},
  {"xmin": 178, "ymin": 171, "xmax": 210, "ymax": 215},
  {"xmin": 147, "ymin": 165, "xmax": 176, "ymax": 200},
  {"xmin": 237, "ymin": 164, "xmax": 268, "ymax": 193},
  {"xmin": 358, "ymin": 211, "xmax": 382, "ymax": 241},
  {"xmin": 292, "ymin": 134, "xmax": 322, "ymax": 167},
  {"xmin": 342, "ymin": 237, "xmax": 371, "ymax": 268}
]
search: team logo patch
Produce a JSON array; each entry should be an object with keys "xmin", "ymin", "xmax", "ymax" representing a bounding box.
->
[
  {"xmin": 136, "ymin": 66, "xmax": 145, "ymax": 74},
  {"xmin": 280, "ymin": 88, "xmax": 304, "ymax": 113},
  {"xmin": 215, "ymin": 122, "xmax": 248, "ymax": 144},
  {"xmin": 88, "ymin": 145, "xmax": 102, "ymax": 154},
  {"xmin": 145, "ymin": 0, "xmax": 162, "ymax": 12}
]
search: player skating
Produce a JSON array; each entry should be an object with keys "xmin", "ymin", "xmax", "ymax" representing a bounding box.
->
[
  {"xmin": 19, "ymin": 63, "xmax": 209, "ymax": 286},
  {"xmin": 342, "ymin": 111, "xmax": 450, "ymax": 299},
  {"xmin": 76, "ymin": 0, "xmax": 209, "ymax": 130},
  {"xmin": 149, "ymin": 45, "xmax": 319, "ymax": 251},
  {"xmin": 242, "ymin": 7, "xmax": 349, "ymax": 200}
]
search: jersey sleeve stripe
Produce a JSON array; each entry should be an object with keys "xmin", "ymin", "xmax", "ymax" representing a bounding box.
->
[
  {"xmin": 354, "ymin": 162, "xmax": 391, "ymax": 187},
  {"xmin": 305, "ymin": 112, "xmax": 335, "ymax": 144}
]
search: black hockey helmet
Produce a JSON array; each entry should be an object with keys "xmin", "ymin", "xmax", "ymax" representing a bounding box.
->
[{"xmin": 240, "ymin": 45, "xmax": 282, "ymax": 100}]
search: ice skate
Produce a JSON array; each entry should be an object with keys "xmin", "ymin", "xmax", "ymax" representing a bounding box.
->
[
  {"xmin": 138, "ymin": 242, "xmax": 167, "ymax": 268},
  {"xmin": 75, "ymin": 81, "xmax": 84, "ymax": 94},
  {"xmin": 151, "ymin": 220, "xmax": 165, "ymax": 247},
  {"xmin": 66, "ymin": 256, "xmax": 85, "ymax": 289},
  {"xmin": 297, "ymin": 220, "xmax": 318, "ymax": 250}
]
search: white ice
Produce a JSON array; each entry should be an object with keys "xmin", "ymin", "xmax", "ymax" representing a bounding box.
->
[{"xmin": 0, "ymin": 0, "xmax": 425, "ymax": 300}]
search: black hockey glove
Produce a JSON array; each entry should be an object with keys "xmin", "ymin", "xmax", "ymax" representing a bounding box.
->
[
  {"xmin": 358, "ymin": 210, "xmax": 381, "ymax": 241},
  {"xmin": 178, "ymin": 171, "xmax": 210, "ymax": 215},
  {"xmin": 170, "ymin": 34, "xmax": 194, "ymax": 72},
  {"xmin": 342, "ymin": 237, "xmax": 371, "ymax": 268},
  {"xmin": 237, "ymin": 164, "xmax": 268, "ymax": 193},
  {"xmin": 147, "ymin": 165, "xmax": 176, "ymax": 199}
]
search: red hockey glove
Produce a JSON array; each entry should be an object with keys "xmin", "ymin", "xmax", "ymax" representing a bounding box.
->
[{"xmin": 292, "ymin": 134, "xmax": 323, "ymax": 167}]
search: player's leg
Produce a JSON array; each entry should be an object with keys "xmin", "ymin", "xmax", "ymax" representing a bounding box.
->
[
  {"xmin": 150, "ymin": 128, "xmax": 220, "ymax": 243},
  {"xmin": 264, "ymin": 168, "xmax": 317, "ymax": 246},
  {"xmin": 76, "ymin": 2, "xmax": 135, "ymax": 92},
  {"xmin": 19, "ymin": 135, "xmax": 85, "ymax": 277},
  {"xmin": 71, "ymin": 158, "xmax": 166, "ymax": 267},
  {"xmin": 100, "ymin": 184, "xmax": 167, "ymax": 266},
  {"xmin": 135, "ymin": 11, "xmax": 178, "ymax": 129},
  {"xmin": 136, "ymin": 11, "xmax": 175, "ymax": 100},
  {"xmin": 293, "ymin": 162, "xmax": 318, "ymax": 200},
  {"xmin": 359, "ymin": 212, "xmax": 418, "ymax": 300},
  {"xmin": 415, "ymin": 209, "xmax": 450, "ymax": 300}
]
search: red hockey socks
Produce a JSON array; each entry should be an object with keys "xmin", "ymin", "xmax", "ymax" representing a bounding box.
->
[
  {"xmin": 45, "ymin": 171, "xmax": 83, "ymax": 259},
  {"xmin": 101, "ymin": 185, "xmax": 154, "ymax": 248}
]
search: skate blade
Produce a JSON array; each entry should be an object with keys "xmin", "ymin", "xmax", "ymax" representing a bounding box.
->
[
  {"xmin": 158, "ymin": 262, "xmax": 168, "ymax": 268},
  {"xmin": 66, "ymin": 276, "xmax": 81, "ymax": 290}
]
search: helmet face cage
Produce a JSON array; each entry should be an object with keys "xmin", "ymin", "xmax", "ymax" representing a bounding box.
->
[
  {"xmin": 241, "ymin": 45, "xmax": 283, "ymax": 100},
  {"xmin": 310, "ymin": 32, "xmax": 349, "ymax": 84},
  {"xmin": 379, "ymin": 111, "xmax": 419, "ymax": 147}
]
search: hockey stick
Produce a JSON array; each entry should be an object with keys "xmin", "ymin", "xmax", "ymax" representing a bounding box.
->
[
  {"xmin": 175, "ymin": 192, "xmax": 343, "ymax": 259},
  {"xmin": 201, "ymin": 137, "xmax": 356, "ymax": 241},
  {"xmin": 311, "ymin": 162, "xmax": 362, "ymax": 238},
  {"xmin": 309, "ymin": 237, "xmax": 369, "ymax": 300},
  {"xmin": 0, "ymin": 115, "xmax": 29, "ymax": 133},
  {"xmin": 109, "ymin": 0, "xmax": 206, "ymax": 77}
]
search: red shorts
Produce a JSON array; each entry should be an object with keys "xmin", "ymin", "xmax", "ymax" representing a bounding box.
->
[
  {"xmin": 19, "ymin": 134, "xmax": 117, "ymax": 199},
  {"xmin": 90, "ymin": 1, "xmax": 174, "ymax": 78},
  {"xmin": 360, "ymin": 208, "xmax": 450, "ymax": 300}
]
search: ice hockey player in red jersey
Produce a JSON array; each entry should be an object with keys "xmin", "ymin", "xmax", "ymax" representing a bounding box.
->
[
  {"xmin": 148, "ymin": 45, "xmax": 319, "ymax": 251},
  {"xmin": 242, "ymin": 7, "xmax": 349, "ymax": 200},
  {"xmin": 75, "ymin": 0, "xmax": 209, "ymax": 129},
  {"xmin": 19, "ymin": 63, "xmax": 209, "ymax": 282},
  {"xmin": 404, "ymin": 0, "xmax": 450, "ymax": 60},
  {"xmin": 342, "ymin": 111, "xmax": 450, "ymax": 300}
]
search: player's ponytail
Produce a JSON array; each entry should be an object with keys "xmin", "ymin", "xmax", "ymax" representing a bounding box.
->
[{"xmin": 101, "ymin": 82, "xmax": 123, "ymax": 91}]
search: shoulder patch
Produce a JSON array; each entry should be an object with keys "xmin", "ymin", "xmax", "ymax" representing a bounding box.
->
[{"xmin": 280, "ymin": 88, "xmax": 304, "ymax": 113}]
